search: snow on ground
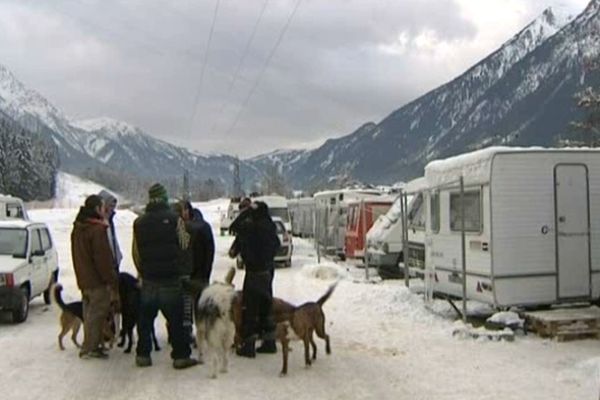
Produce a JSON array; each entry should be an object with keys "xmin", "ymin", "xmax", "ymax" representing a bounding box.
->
[{"xmin": 1, "ymin": 197, "xmax": 600, "ymax": 399}]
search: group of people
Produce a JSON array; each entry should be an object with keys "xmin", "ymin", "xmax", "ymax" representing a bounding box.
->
[
  {"xmin": 69, "ymin": 183, "xmax": 281, "ymax": 369},
  {"xmin": 70, "ymin": 183, "xmax": 214, "ymax": 369}
]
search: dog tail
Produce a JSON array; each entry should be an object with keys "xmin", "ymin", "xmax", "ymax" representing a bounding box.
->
[
  {"xmin": 317, "ymin": 282, "xmax": 338, "ymax": 307},
  {"xmin": 53, "ymin": 284, "xmax": 69, "ymax": 312},
  {"xmin": 224, "ymin": 267, "xmax": 236, "ymax": 285}
]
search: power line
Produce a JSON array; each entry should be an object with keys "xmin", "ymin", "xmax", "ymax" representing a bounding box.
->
[
  {"xmin": 223, "ymin": 0, "xmax": 302, "ymax": 138},
  {"xmin": 187, "ymin": 0, "xmax": 221, "ymax": 139},
  {"xmin": 210, "ymin": 0, "xmax": 270, "ymax": 135}
]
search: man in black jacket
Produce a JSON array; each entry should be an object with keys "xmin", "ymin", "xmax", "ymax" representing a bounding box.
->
[
  {"xmin": 229, "ymin": 201, "xmax": 280, "ymax": 357},
  {"xmin": 132, "ymin": 183, "xmax": 197, "ymax": 370}
]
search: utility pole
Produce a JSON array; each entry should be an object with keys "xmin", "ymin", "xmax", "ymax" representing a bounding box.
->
[
  {"xmin": 233, "ymin": 157, "xmax": 242, "ymax": 197},
  {"xmin": 182, "ymin": 170, "xmax": 190, "ymax": 201}
]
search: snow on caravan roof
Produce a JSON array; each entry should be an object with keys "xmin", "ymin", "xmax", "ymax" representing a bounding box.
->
[
  {"xmin": 313, "ymin": 188, "xmax": 381, "ymax": 200},
  {"xmin": 423, "ymin": 146, "xmax": 600, "ymax": 188},
  {"xmin": 404, "ymin": 177, "xmax": 427, "ymax": 193},
  {"xmin": 253, "ymin": 195, "xmax": 288, "ymax": 208}
]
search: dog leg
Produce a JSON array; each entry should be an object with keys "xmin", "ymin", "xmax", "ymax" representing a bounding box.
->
[
  {"xmin": 315, "ymin": 321, "xmax": 331, "ymax": 355},
  {"xmin": 195, "ymin": 322, "xmax": 206, "ymax": 365},
  {"xmin": 279, "ymin": 337, "xmax": 289, "ymax": 377},
  {"xmin": 71, "ymin": 320, "xmax": 82, "ymax": 349},
  {"xmin": 303, "ymin": 335, "xmax": 312, "ymax": 367},
  {"xmin": 58, "ymin": 325, "xmax": 69, "ymax": 351},
  {"xmin": 310, "ymin": 334, "xmax": 317, "ymax": 360}
]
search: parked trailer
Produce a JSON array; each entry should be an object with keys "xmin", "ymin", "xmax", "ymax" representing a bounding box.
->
[
  {"xmin": 365, "ymin": 191, "xmax": 421, "ymax": 279},
  {"xmin": 313, "ymin": 189, "xmax": 382, "ymax": 259},
  {"xmin": 345, "ymin": 198, "xmax": 393, "ymax": 259},
  {"xmin": 422, "ymin": 147, "xmax": 600, "ymax": 308},
  {"xmin": 289, "ymin": 197, "xmax": 316, "ymax": 238}
]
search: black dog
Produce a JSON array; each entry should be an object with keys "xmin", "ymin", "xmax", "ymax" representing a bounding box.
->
[{"xmin": 117, "ymin": 272, "xmax": 160, "ymax": 353}]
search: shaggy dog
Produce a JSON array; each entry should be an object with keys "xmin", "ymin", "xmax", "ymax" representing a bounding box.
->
[
  {"xmin": 276, "ymin": 282, "xmax": 337, "ymax": 376},
  {"xmin": 117, "ymin": 272, "xmax": 160, "ymax": 353},
  {"xmin": 53, "ymin": 284, "xmax": 117, "ymax": 351},
  {"xmin": 194, "ymin": 268, "xmax": 236, "ymax": 379}
]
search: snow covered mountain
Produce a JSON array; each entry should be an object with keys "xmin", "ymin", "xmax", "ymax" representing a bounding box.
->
[
  {"xmin": 0, "ymin": 65, "xmax": 261, "ymax": 189},
  {"xmin": 252, "ymin": 5, "xmax": 593, "ymax": 188}
]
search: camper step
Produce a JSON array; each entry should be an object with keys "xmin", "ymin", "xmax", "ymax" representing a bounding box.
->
[{"xmin": 521, "ymin": 306, "xmax": 600, "ymax": 342}]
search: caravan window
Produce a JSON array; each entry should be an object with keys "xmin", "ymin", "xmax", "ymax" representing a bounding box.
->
[
  {"xmin": 408, "ymin": 194, "xmax": 425, "ymax": 229},
  {"xmin": 430, "ymin": 192, "xmax": 440, "ymax": 233},
  {"xmin": 450, "ymin": 191, "xmax": 481, "ymax": 232},
  {"xmin": 6, "ymin": 203, "xmax": 24, "ymax": 218},
  {"xmin": 371, "ymin": 205, "xmax": 390, "ymax": 222}
]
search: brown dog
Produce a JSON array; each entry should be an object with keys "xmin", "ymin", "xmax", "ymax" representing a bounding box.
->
[
  {"xmin": 231, "ymin": 292, "xmax": 295, "ymax": 348},
  {"xmin": 54, "ymin": 284, "xmax": 118, "ymax": 351},
  {"xmin": 277, "ymin": 282, "xmax": 337, "ymax": 376}
]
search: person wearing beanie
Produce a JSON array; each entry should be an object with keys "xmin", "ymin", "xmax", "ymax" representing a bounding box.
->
[
  {"xmin": 98, "ymin": 190, "xmax": 122, "ymax": 273},
  {"xmin": 131, "ymin": 183, "xmax": 197, "ymax": 370},
  {"xmin": 71, "ymin": 194, "xmax": 119, "ymax": 360}
]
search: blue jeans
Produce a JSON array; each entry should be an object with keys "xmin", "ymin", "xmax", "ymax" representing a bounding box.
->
[{"xmin": 136, "ymin": 282, "xmax": 191, "ymax": 360}]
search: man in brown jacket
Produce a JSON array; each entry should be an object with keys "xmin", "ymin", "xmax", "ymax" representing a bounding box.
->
[{"xmin": 71, "ymin": 194, "xmax": 119, "ymax": 359}]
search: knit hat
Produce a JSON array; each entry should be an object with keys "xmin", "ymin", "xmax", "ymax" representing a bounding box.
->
[{"xmin": 148, "ymin": 183, "xmax": 168, "ymax": 204}]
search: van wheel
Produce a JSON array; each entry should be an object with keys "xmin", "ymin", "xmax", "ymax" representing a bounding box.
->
[
  {"xmin": 43, "ymin": 270, "xmax": 58, "ymax": 305},
  {"xmin": 12, "ymin": 286, "xmax": 30, "ymax": 323}
]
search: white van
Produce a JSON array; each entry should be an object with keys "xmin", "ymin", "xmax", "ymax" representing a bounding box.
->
[
  {"xmin": 0, "ymin": 220, "xmax": 59, "ymax": 322},
  {"xmin": 219, "ymin": 198, "xmax": 241, "ymax": 235},
  {"xmin": 0, "ymin": 195, "xmax": 29, "ymax": 221}
]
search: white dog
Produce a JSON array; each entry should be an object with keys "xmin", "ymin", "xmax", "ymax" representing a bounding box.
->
[{"xmin": 194, "ymin": 268, "xmax": 236, "ymax": 379}]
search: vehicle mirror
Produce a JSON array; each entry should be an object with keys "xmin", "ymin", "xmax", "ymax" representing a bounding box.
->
[{"xmin": 31, "ymin": 249, "xmax": 45, "ymax": 257}]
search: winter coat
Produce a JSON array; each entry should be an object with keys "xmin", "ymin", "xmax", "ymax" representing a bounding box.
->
[
  {"xmin": 236, "ymin": 210, "xmax": 280, "ymax": 273},
  {"xmin": 132, "ymin": 202, "xmax": 184, "ymax": 283},
  {"xmin": 188, "ymin": 208, "xmax": 215, "ymax": 283},
  {"xmin": 71, "ymin": 207, "xmax": 118, "ymax": 291},
  {"xmin": 98, "ymin": 190, "xmax": 123, "ymax": 270}
]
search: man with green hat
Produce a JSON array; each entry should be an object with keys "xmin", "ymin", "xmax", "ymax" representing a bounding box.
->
[{"xmin": 132, "ymin": 183, "xmax": 197, "ymax": 369}]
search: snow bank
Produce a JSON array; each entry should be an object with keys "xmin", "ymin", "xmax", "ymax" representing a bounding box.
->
[{"xmin": 300, "ymin": 262, "xmax": 348, "ymax": 280}]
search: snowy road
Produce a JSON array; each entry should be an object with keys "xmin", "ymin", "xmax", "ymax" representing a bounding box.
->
[{"xmin": 1, "ymin": 199, "xmax": 599, "ymax": 399}]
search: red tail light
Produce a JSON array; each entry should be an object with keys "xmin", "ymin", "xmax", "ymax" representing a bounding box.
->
[{"xmin": 6, "ymin": 273, "xmax": 14, "ymax": 288}]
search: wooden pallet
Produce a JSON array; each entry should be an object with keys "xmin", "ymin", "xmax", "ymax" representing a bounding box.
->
[{"xmin": 522, "ymin": 306, "xmax": 600, "ymax": 342}]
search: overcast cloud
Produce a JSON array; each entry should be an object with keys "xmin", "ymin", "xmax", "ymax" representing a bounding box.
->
[{"xmin": 0, "ymin": 0, "xmax": 590, "ymax": 157}]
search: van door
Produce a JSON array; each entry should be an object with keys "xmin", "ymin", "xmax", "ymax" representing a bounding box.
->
[
  {"xmin": 555, "ymin": 164, "xmax": 591, "ymax": 299},
  {"xmin": 29, "ymin": 228, "xmax": 46, "ymax": 296}
]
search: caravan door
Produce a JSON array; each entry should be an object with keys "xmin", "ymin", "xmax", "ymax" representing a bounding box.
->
[{"xmin": 555, "ymin": 164, "xmax": 591, "ymax": 299}]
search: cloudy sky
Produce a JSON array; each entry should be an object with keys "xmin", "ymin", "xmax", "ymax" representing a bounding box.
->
[{"xmin": 0, "ymin": 0, "xmax": 590, "ymax": 157}]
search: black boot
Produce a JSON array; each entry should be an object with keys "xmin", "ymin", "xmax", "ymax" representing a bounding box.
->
[
  {"xmin": 256, "ymin": 340, "xmax": 277, "ymax": 354},
  {"xmin": 236, "ymin": 340, "xmax": 256, "ymax": 358}
]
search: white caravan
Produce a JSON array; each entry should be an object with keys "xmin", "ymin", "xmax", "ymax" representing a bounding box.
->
[
  {"xmin": 313, "ymin": 189, "xmax": 381, "ymax": 259},
  {"xmin": 0, "ymin": 195, "xmax": 29, "ymax": 221},
  {"xmin": 422, "ymin": 147, "xmax": 600, "ymax": 307},
  {"xmin": 253, "ymin": 195, "xmax": 292, "ymax": 232},
  {"xmin": 288, "ymin": 197, "xmax": 316, "ymax": 237}
]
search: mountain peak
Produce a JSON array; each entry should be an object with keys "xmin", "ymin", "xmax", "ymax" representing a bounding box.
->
[{"xmin": 71, "ymin": 116, "xmax": 143, "ymax": 138}]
